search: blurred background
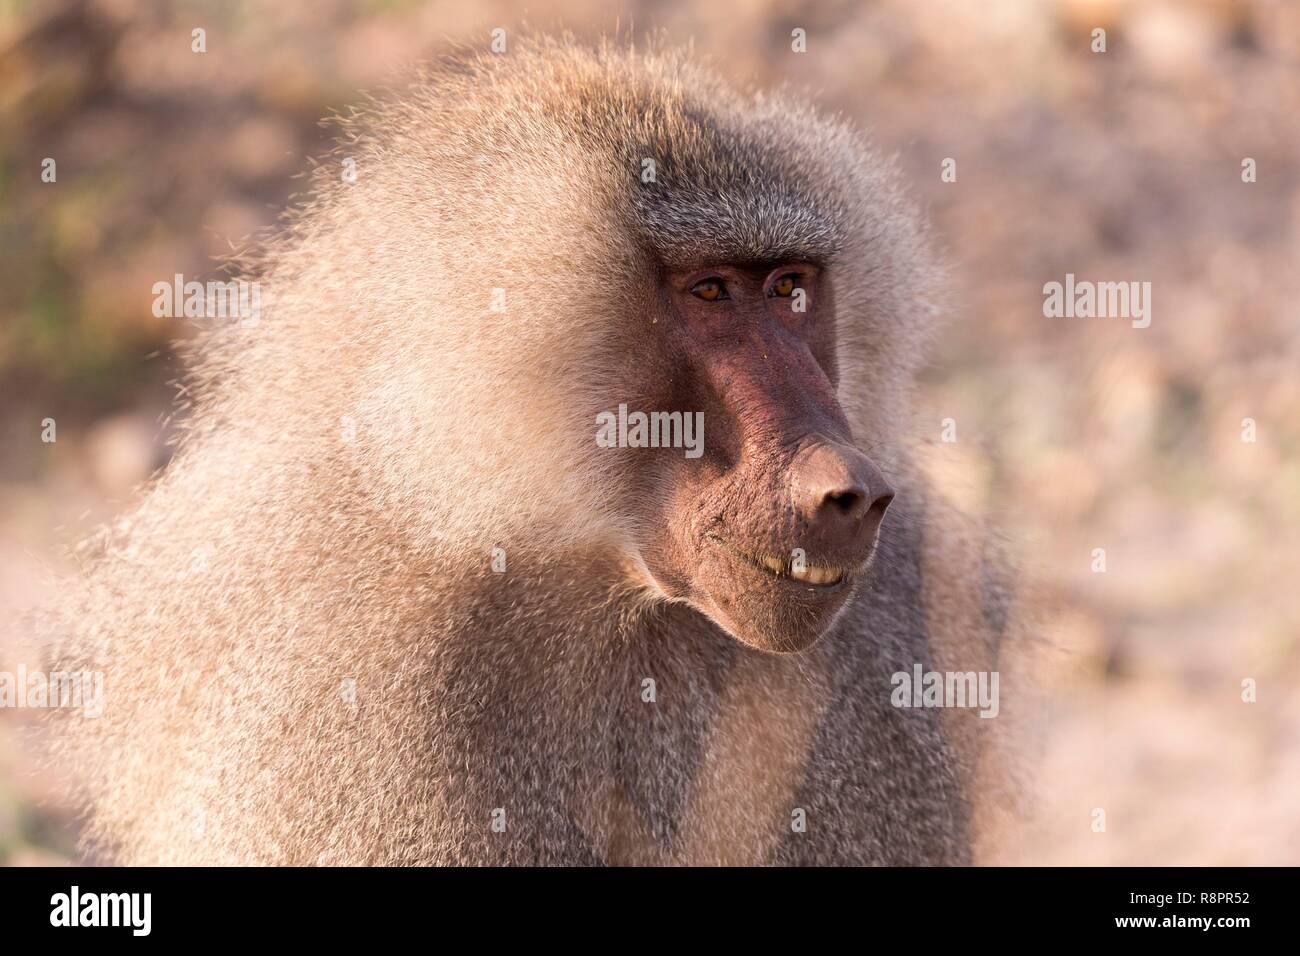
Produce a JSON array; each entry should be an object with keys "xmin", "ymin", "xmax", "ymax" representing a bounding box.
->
[{"xmin": 1, "ymin": 0, "xmax": 1297, "ymax": 865}]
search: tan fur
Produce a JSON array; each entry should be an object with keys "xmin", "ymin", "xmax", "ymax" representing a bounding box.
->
[
  {"xmin": 45, "ymin": 38, "xmax": 1030, "ymax": 865},
  {"xmin": 919, "ymin": 500, "xmax": 1031, "ymax": 861},
  {"xmin": 673, "ymin": 653, "xmax": 834, "ymax": 866}
]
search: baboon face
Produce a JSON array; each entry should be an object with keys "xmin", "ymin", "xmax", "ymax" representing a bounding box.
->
[{"xmin": 626, "ymin": 258, "xmax": 895, "ymax": 654}]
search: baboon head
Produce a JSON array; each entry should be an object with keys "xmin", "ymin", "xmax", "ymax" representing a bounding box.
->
[
  {"xmin": 273, "ymin": 45, "xmax": 936, "ymax": 657},
  {"xmin": 542, "ymin": 55, "xmax": 935, "ymax": 654}
]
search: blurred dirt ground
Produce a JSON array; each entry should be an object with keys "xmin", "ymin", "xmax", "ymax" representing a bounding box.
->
[{"xmin": 1, "ymin": 0, "xmax": 1298, "ymax": 865}]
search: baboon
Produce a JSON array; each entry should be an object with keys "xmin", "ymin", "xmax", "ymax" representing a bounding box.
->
[{"xmin": 48, "ymin": 39, "xmax": 1030, "ymax": 865}]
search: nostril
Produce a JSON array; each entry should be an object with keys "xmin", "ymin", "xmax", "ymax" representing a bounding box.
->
[
  {"xmin": 865, "ymin": 492, "xmax": 894, "ymax": 529},
  {"xmin": 824, "ymin": 488, "xmax": 866, "ymax": 516},
  {"xmin": 821, "ymin": 488, "xmax": 891, "ymax": 525}
]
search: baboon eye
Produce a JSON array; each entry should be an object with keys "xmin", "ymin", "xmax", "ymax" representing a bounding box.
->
[
  {"xmin": 690, "ymin": 278, "xmax": 728, "ymax": 301},
  {"xmin": 770, "ymin": 274, "xmax": 798, "ymax": 298}
]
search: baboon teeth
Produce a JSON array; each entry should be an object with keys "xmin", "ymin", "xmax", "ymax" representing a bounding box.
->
[
  {"xmin": 707, "ymin": 535, "xmax": 845, "ymax": 586},
  {"xmin": 760, "ymin": 553, "xmax": 844, "ymax": 585},
  {"xmin": 790, "ymin": 564, "xmax": 843, "ymax": 586}
]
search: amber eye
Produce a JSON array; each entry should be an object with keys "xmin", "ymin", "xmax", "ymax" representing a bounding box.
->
[
  {"xmin": 690, "ymin": 278, "xmax": 728, "ymax": 301},
  {"xmin": 770, "ymin": 274, "xmax": 798, "ymax": 297}
]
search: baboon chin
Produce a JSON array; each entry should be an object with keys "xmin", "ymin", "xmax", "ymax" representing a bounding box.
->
[{"xmin": 48, "ymin": 38, "xmax": 1027, "ymax": 866}]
